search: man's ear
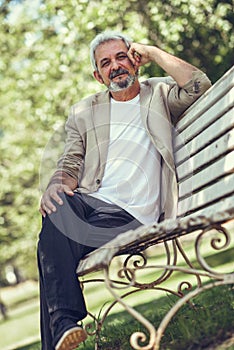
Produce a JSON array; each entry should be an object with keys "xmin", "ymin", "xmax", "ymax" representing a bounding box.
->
[{"xmin": 93, "ymin": 71, "xmax": 104, "ymax": 84}]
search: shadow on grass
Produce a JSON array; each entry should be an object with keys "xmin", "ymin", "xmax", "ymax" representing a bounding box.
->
[
  {"xmin": 10, "ymin": 295, "xmax": 39, "ymax": 309},
  {"xmin": 16, "ymin": 342, "xmax": 41, "ymax": 350},
  {"xmin": 203, "ymin": 247, "xmax": 234, "ymax": 268}
]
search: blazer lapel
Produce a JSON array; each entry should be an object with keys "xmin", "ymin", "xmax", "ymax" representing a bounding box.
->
[
  {"xmin": 140, "ymin": 81, "xmax": 175, "ymax": 171},
  {"xmin": 92, "ymin": 91, "xmax": 111, "ymax": 171},
  {"xmin": 139, "ymin": 81, "xmax": 153, "ymax": 130}
]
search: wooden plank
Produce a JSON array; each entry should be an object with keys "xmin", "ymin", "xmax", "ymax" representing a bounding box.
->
[
  {"xmin": 177, "ymin": 130, "xmax": 234, "ymax": 180},
  {"xmin": 179, "ymin": 151, "xmax": 234, "ymax": 198},
  {"xmin": 174, "ymin": 88, "xmax": 234, "ymax": 149},
  {"xmin": 182, "ymin": 194, "xmax": 234, "ymax": 218},
  {"xmin": 176, "ymin": 66, "xmax": 234, "ymax": 132},
  {"xmin": 175, "ymin": 108, "xmax": 234, "ymax": 165},
  {"xmin": 178, "ymin": 173, "xmax": 234, "ymax": 216}
]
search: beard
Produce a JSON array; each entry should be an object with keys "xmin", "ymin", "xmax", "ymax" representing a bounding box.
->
[
  {"xmin": 109, "ymin": 74, "xmax": 137, "ymax": 92},
  {"xmin": 108, "ymin": 68, "xmax": 138, "ymax": 92}
]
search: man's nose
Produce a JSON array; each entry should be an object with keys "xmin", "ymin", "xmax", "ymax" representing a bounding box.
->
[{"xmin": 110, "ymin": 59, "xmax": 119, "ymax": 70}]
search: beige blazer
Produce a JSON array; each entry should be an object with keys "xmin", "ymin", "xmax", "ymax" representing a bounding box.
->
[{"xmin": 57, "ymin": 71, "xmax": 211, "ymax": 220}]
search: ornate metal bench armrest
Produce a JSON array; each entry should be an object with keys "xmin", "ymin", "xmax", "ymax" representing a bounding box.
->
[{"xmin": 77, "ymin": 208, "xmax": 234, "ymax": 276}]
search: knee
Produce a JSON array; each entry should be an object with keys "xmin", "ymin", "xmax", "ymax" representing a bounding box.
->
[{"xmin": 38, "ymin": 198, "xmax": 75, "ymax": 243}]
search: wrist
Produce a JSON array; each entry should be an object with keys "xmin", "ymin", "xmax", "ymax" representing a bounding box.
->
[
  {"xmin": 145, "ymin": 45, "xmax": 158, "ymax": 61},
  {"xmin": 47, "ymin": 171, "xmax": 77, "ymax": 189}
]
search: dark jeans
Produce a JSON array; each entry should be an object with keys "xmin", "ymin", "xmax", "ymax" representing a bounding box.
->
[{"xmin": 37, "ymin": 192, "xmax": 141, "ymax": 349}]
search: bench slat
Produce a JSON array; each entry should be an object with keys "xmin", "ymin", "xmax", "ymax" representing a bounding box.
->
[
  {"xmin": 174, "ymin": 88, "xmax": 234, "ymax": 150},
  {"xmin": 177, "ymin": 134, "xmax": 234, "ymax": 181},
  {"xmin": 179, "ymin": 150, "xmax": 234, "ymax": 198},
  {"xmin": 178, "ymin": 172, "xmax": 234, "ymax": 216},
  {"xmin": 175, "ymin": 108, "xmax": 234, "ymax": 166},
  {"xmin": 185, "ymin": 194, "xmax": 234, "ymax": 218},
  {"xmin": 176, "ymin": 66, "xmax": 234, "ymax": 132}
]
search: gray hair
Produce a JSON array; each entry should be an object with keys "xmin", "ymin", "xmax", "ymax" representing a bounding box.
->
[{"xmin": 90, "ymin": 31, "xmax": 132, "ymax": 71}]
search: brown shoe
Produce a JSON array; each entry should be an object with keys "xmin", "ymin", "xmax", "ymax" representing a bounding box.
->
[{"xmin": 55, "ymin": 326, "xmax": 87, "ymax": 350}]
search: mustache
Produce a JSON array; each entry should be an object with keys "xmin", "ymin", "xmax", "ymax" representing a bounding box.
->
[{"xmin": 109, "ymin": 68, "xmax": 129, "ymax": 80}]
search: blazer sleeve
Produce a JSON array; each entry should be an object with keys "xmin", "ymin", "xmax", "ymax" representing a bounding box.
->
[
  {"xmin": 56, "ymin": 106, "xmax": 85, "ymax": 181},
  {"xmin": 167, "ymin": 70, "xmax": 212, "ymax": 124}
]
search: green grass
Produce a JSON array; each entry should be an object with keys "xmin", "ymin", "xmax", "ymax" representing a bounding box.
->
[
  {"xmin": 76, "ymin": 284, "xmax": 234, "ymax": 350},
  {"xmin": 0, "ymin": 281, "xmax": 40, "ymax": 350},
  {"xmin": 14, "ymin": 284, "xmax": 234, "ymax": 350}
]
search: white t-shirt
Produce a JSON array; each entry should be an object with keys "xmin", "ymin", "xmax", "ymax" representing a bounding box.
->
[{"xmin": 89, "ymin": 94, "xmax": 161, "ymax": 224}]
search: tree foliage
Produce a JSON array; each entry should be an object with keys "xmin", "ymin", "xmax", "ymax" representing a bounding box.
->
[{"xmin": 0, "ymin": 0, "xmax": 233, "ymax": 282}]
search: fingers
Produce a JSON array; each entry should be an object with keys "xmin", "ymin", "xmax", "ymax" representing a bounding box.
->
[
  {"xmin": 39, "ymin": 206, "xmax": 46, "ymax": 218},
  {"xmin": 39, "ymin": 184, "xmax": 74, "ymax": 217},
  {"xmin": 128, "ymin": 43, "xmax": 151, "ymax": 67},
  {"xmin": 39, "ymin": 201, "xmax": 54, "ymax": 218},
  {"xmin": 40, "ymin": 194, "xmax": 57, "ymax": 217},
  {"xmin": 63, "ymin": 186, "xmax": 75, "ymax": 196},
  {"xmin": 128, "ymin": 46, "xmax": 142, "ymax": 66},
  {"xmin": 133, "ymin": 51, "xmax": 142, "ymax": 62}
]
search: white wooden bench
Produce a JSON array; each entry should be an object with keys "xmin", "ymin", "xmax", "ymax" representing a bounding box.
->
[{"xmin": 77, "ymin": 66, "xmax": 234, "ymax": 350}]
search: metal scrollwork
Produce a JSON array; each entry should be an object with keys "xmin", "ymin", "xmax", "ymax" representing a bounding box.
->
[
  {"xmin": 85, "ymin": 312, "xmax": 99, "ymax": 336},
  {"xmin": 195, "ymin": 224, "xmax": 231, "ymax": 276},
  {"xmin": 130, "ymin": 331, "xmax": 156, "ymax": 350},
  {"xmin": 122, "ymin": 253, "xmax": 147, "ymax": 285},
  {"xmin": 104, "ymin": 266, "xmax": 157, "ymax": 350},
  {"xmin": 177, "ymin": 281, "xmax": 193, "ymax": 297},
  {"xmin": 120, "ymin": 241, "xmax": 179, "ymax": 289},
  {"xmin": 114, "ymin": 267, "xmax": 136, "ymax": 289}
]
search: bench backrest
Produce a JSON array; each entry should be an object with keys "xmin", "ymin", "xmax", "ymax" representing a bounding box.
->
[{"xmin": 174, "ymin": 66, "xmax": 234, "ymax": 219}]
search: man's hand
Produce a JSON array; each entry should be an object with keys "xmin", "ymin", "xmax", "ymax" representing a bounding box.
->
[
  {"xmin": 39, "ymin": 183, "xmax": 74, "ymax": 217},
  {"xmin": 128, "ymin": 42, "xmax": 199, "ymax": 87},
  {"xmin": 127, "ymin": 42, "xmax": 152, "ymax": 67}
]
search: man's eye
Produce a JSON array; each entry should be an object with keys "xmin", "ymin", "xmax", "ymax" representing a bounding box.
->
[
  {"xmin": 118, "ymin": 54, "xmax": 127, "ymax": 60},
  {"xmin": 101, "ymin": 61, "xmax": 110, "ymax": 67}
]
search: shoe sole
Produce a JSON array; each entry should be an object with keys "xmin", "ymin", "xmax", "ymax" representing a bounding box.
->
[{"xmin": 55, "ymin": 326, "xmax": 87, "ymax": 350}]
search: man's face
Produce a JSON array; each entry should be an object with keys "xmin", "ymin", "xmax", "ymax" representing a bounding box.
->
[{"xmin": 94, "ymin": 39, "xmax": 138, "ymax": 92}]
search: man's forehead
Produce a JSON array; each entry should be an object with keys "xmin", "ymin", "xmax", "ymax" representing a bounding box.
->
[{"xmin": 95, "ymin": 39, "xmax": 128, "ymax": 58}]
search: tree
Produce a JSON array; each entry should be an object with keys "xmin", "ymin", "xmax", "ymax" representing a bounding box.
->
[{"xmin": 0, "ymin": 0, "xmax": 233, "ymax": 282}]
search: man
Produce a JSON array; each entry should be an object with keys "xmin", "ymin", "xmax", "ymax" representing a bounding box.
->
[{"xmin": 38, "ymin": 31, "xmax": 211, "ymax": 350}]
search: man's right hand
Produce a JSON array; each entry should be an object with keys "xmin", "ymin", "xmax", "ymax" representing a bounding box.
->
[{"xmin": 39, "ymin": 183, "xmax": 74, "ymax": 217}]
